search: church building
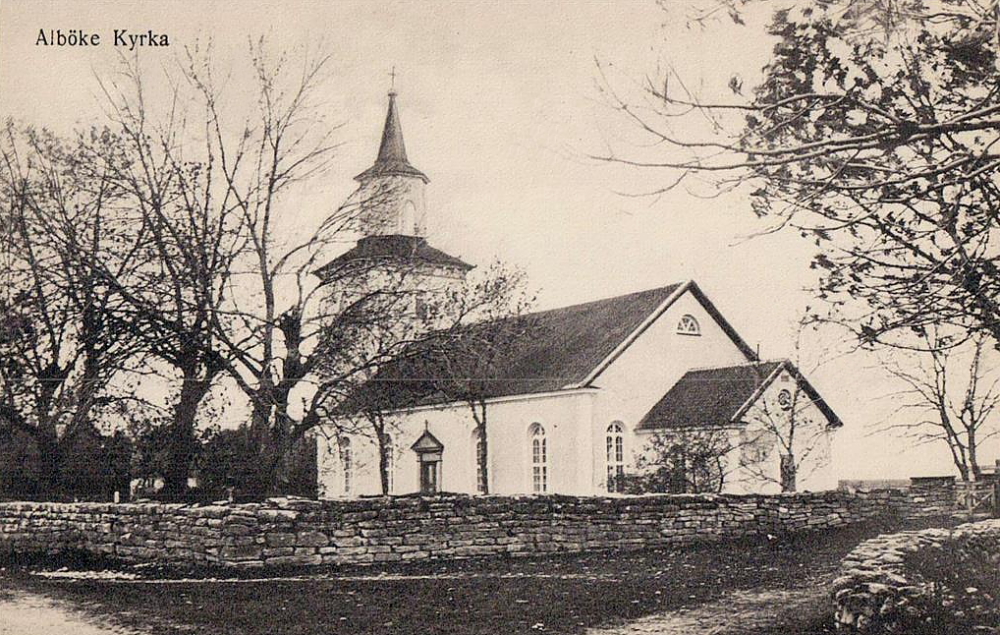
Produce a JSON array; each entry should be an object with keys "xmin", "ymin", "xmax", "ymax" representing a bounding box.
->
[{"xmin": 315, "ymin": 91, "xmax": 842, "ymax": 499}]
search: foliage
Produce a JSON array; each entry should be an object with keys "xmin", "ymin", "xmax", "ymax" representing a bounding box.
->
[
  {"xmin": 0, "ymin": 425, "xmax": 131, "ymax": 502},
  {"xmin": 603, "ymin": 0, "xmax": 1000, "ymax": 348},
  {"xmin": 627, "ymin": 428, "xmax": 732, "ymax": 494},
  {"xmin": 903, "ymin": 535, "xmax": 1000, "ymax": 634},
  {"xmin": 198, "ymin": 426, "xmax": 317, "ymax": 501}
]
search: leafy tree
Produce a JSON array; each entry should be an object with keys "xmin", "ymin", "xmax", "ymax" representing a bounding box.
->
[{"xmin": 601, "ymin": 0, "xmax": 1000, "ymax": 348}]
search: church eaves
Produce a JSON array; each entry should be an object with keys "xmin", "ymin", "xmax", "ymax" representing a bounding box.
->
[{"xmin": 355, "ymin": 91, "xmax": 429, "ymax": 183}]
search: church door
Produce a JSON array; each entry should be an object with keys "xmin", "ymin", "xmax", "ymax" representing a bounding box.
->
[
  {"xmin": 411, "ymin": 428, "xmax": 445, "ymax": 496},
  {"xmin": 420, "ymin": 460, "xmax": 439, "ymax": 494}
]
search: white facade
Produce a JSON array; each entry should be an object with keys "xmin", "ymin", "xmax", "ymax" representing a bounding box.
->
[
  {"xmin": 316, "ymin": 92, "xmax": 839, "ymax": 499},
  {"xmin": 317, "ymin": 284, "xmax": 841, "ymax": 498}
]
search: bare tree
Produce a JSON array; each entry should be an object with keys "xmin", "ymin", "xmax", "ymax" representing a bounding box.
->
[
  {"xmin": 0, "ymin": 123, "xmax": 143, "ymax": 499},
  {"xmin": 414, "ymin": 264, "xmax": 535, "ymax": 495},
  {"xmin": 738, "ymin": 319, "xmax": 836, "ymax": 493},
  {"xmin": 312, "ymin": 264, "xmax": 456, "ymax": 497},
  {"xmin": 738, "ymin": 371, "xmax": 833, "ymax": 493},
  {"xmin": 80, "ymin": 54, "xmax": 248, "ymax": 498},
  {"xmin": 164, "ymin": 40, "xmax": 481, "ymax": 496},
  {"xmin": 319, "ymin": 262, "xmax": 533, "ymax": 496},
  {"xmin": 880, "ymin": 331, "xmax": 1000, "ymax": 482},
  {"xmin": 170, "ymin": 41, "xmax": 346, "ymax": 496}
]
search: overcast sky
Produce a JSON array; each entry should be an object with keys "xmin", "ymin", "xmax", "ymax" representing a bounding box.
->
[{"xmin": 1, "ymin": 0, "xmax": 985, "ymax": 481}]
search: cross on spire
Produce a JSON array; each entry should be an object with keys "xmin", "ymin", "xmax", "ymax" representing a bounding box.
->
[{"xmin": 389, "ymin": 66, "xmax": 397, "ymax": 94}]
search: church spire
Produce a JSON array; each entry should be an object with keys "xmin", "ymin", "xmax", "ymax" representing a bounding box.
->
[
  {"xmin": 355, "ymin": 89, "xmax": 429, "ymax": 183},
  {"xmin": 377, "ymin": 91, "xmax": 408, "ymax": 164}
]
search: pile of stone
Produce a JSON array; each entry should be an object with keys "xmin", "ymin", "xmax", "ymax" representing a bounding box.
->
[{"xmin": 833, "ymin": 518, "xmax": 1000, "ymax": 633}]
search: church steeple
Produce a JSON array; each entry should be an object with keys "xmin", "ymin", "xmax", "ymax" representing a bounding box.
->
[
  {"xmin": 314, "ymin": 86, "xmax": 473, "ymax": 323},
  {"xmin": 355, "ymin": 91, "xmax": 429, "ymax": 184},
  {"xmin": 350, "ymin": 87, "xmax": 431, "ymax": 238}
]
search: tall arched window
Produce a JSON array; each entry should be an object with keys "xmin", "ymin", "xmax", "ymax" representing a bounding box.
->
[
  {"xmin": 384, "ymin": 434, "xmax": 395, "ymax": 494},
  {"xmin": 529, "ymin": 423, "xmax": 548, "ymax": 493},
  {"xmin": 399, "ymin": 200, "xmax": 417, "ymax": 234},
  {"xmin": 677, "ymin": 314, "xmax": 701, "ymax": 335},
  {"xmin": 341, "ymin": 438, "xmax": 353, "ymax": 495},
  {"xmin": 606, "ymin": 422, "xmax": 625, "ymax": 493},
  {"xmin": 472, "ymin": 428, "xmax": 487, "ymax": 494}
]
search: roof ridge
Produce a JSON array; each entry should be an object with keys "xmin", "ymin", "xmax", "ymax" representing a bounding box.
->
[
  {"xmin": 682, "ymin": 359, "xmax": 787, "ymax": 374},
  {"xmin": 521, "ymin": 282, "xmax": 686, "ymax": 319}
]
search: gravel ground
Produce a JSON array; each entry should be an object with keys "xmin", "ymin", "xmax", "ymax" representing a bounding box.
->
[{"xmin": 0, "ymin": 516, "xmax": 957, "ymax": 635}]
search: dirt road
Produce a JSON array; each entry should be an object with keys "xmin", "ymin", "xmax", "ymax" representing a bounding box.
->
[
  {"xmin": 585, "ymin": 585, "xmax": 832, "ymax": 635},
  {"xmin": 0, "ymin": 585, "xmax": 142, "ymax": 635}
]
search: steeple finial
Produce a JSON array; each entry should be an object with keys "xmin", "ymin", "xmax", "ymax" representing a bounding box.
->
[{"xmin": 389, "ymin": 66, "xmax": 397, "ymax": 94}]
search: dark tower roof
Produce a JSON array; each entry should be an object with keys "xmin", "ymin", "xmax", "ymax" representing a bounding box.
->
[
  {"xmin": 313, "ymin": 234, "xmax": 473, "ymax": 282},
  {"xmin": 355, "ymin": 91, "xmax": 429, "ymax": 183}
]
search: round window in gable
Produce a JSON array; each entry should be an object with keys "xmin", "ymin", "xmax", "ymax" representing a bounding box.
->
[
  {"xmin": 777, "ymin": 389, "xmax": 793, "ymax": 410},
  {"xmin": 677, "ymin": 314, "xmax": 701, "ymax": 336}
]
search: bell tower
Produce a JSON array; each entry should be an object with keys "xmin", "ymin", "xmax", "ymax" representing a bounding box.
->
[
  {"xmin": 353, "ymin": 90, "xmax": 429, "ymax": 237},
  {"xmin": 315, "ymin": 86, "xmax": 473, "ymax": 328}
]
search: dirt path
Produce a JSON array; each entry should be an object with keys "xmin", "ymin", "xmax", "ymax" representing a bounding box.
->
[
  {"xmin": 0, "ymin": 585, "xmax": 145, "ymax": 635},
  {"xmin": 586, "ymin": 581, "xmax": 831, "ymax": 635}
]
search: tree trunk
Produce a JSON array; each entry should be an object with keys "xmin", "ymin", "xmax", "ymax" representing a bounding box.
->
[
  {"xmin": 35, "ymin": 432, "xmax": 61, "ymax": 500},
  {"xmin": 161, "ymin": 370, "xmax": 211, "ymax": 500},
  {"xmin": 968, "ymin": 426, "xmax": 982, "ymax": 482},
  {"xmin": 475, "ymin": 402, "xmax": 489, "ymax": 495},
  {"xmin": 264, "ymin": 423, "xmax": 293, "ymax": 498},
  {"xmin": 780, "ymin": 453, "xmax": 797, "ymax": 493},
  {"xmin": 374, "ymin": 418, "xmax": 390, "ymax": 496}
]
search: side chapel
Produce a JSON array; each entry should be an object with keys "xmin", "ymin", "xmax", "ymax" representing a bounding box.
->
[{"xmin": 315, "ymin": 90, "xmax": 842, "ymax": 498}]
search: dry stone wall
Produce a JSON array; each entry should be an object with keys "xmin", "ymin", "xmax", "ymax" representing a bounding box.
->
[
  {"xmin": 0, "ymin": 489, "xmax": 938, "ymax": 569},
  {"xmin": 833, "ymin": 518, "xmax": 1000, "ymax": 633}
]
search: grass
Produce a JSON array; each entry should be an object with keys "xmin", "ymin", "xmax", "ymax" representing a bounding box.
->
[{"xmin": 2, "ymin": 516, "xmax": 957, "ymax": 635}]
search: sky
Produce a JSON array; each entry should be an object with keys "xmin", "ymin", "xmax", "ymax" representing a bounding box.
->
[{"xmin": 0, "ymin": 0, "xmax": 985, "ymax": 481}]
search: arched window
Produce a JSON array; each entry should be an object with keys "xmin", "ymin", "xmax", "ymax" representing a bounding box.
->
[
  {"xmin": 472, "ymin": 428, "xmax": 487, "ymax": 493},
  {"xmin": 341, "ymin": 438, "xmax": 353, "ymax": 495},
  {"xmin": 415, "ymin": 291, "xmax": 433, "ymax": 322},
  {"xmin": 399, "ymin": 200, "xmax": 417, "ymax": 235},
  {"xmin": 606, "ymin": 422, "xmax": 625, "ymax": 493},
  {"xmin": 677, "ymin": 314, "xmax": 701, "ymax": 335},
  {"xmin": 529, "ymin": 423, "xmax": 548, "ymax": 493},
  {"xmin": 384, "ymin": 434, "xmax": 395, "ymax": 494}
]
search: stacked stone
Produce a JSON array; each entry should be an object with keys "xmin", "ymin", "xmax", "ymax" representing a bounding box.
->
[
  {"xmin": 906, "ymin": 476, "xmax": 957, "ymax": 516},
  {"xmin": 832, "ymin": 518, "xmax": 1000, "ymax": 633},
  {"xmin": 0, "ymin": 490, "xmax": 937, "ymax": 569}
]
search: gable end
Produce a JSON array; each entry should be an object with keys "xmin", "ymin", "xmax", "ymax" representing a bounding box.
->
[{"xmin": 575, "ymin": 280, "xmax": 758, "ymax": 388}]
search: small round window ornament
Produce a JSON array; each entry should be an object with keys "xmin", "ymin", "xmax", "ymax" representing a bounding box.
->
[{"xmin": 777, "ymin": 389, "xmax": 793, "ymax": 410}]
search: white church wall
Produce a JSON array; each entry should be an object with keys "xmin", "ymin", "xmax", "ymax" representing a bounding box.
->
[
  {"xmin": 317, "ymin": 389, "xmax": 598, "ymax": 498},
  {"xmin": 591, "ymin": 289, "xmax": 751, "ymax": 485},
  {"xmin": 730, "ymin": 370, "xmax": 837, "ymax": 494}
]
